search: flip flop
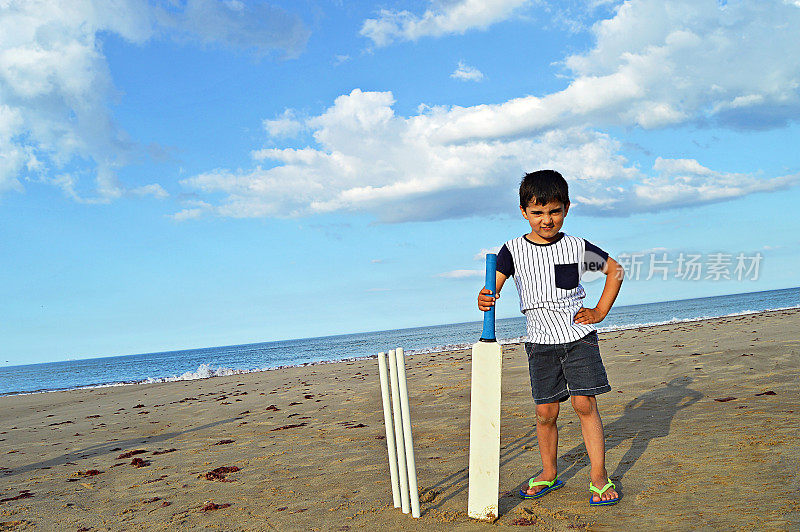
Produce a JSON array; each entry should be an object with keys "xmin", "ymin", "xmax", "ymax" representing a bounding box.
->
[
  {"xmin": 589, "ymin": 480, "xmax": 620, "ymax": 506},
  {"xmin": 519, "ymin": 476, "xmax": 563, "ymax": 499}
]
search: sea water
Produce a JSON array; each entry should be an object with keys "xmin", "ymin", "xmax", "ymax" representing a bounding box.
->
[{"xmin": 2, "ymin": 287, "xmax": 797, "ymax": 396}]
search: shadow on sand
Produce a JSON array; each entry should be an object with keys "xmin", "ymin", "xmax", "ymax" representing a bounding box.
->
[{"xmin": 425, "ymin": 377, "xmax": 702, "ymax": 517}]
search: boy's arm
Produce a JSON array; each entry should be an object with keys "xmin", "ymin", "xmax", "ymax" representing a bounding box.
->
[
  {"xmin": 574, "ymin": 256, "xmax": 623, "ymax": 324},
  {"xmin": 477, "ymin": 271, "xmax": 508, "ymax": 311}
]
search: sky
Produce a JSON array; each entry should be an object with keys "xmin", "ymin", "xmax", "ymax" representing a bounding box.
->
[{"xmin": 1, "ymin": 0, "xmax": 800, "ymax": 367}]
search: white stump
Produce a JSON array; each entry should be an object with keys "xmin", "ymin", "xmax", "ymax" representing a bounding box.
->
[
  {"xmin": 388, "ymin": 349, "xmax": 410, "ymax": 514},
  {"xmin": 395, "ymin": 348, "xmax": 421, "ymax": 518},
  {"xmin": 377, "ymin": 352, "xmax": 401, "ymax": 508}
]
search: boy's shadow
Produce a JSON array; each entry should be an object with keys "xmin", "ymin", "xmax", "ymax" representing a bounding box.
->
[
  {"xmin": 554, "ymin": 377, "xmax": 702, "ymax": 484},
  {"xmin": 501, "ymin": 377, "xmax": 702, "ymax": 514},
  {"xmin": 425, "ymin": 377, "xmax": 702, "ymax": 515}
]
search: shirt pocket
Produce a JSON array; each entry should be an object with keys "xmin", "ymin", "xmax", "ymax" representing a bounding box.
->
[{"xmin": 553, "ymin": 263, "xmax": 579, "ymax": 290}]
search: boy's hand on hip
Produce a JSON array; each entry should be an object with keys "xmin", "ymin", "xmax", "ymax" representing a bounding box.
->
[
  {"xmin": 574, "ymin": 306, "xmax": 606, "ymax": 324},
  {"xmin": 478, "ymin": 287, "xmax": 496, "ymax": 312}
]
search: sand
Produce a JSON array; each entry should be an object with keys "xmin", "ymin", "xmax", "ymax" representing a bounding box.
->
[{"xmin": 1, "ymin": 308, "xmax": 799, "ymax": 531}]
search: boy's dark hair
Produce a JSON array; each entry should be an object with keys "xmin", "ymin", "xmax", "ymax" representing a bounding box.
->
[{"xmin": 519, "ymin": 170, "xmax": 570, "ymax": 208}]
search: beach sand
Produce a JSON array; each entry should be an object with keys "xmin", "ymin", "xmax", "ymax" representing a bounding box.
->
[{"xmin": 1, "ymin": 308, "xmax": 799, "ymax": 531}]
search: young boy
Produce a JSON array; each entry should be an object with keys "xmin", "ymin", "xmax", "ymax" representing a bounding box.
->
[{"xmin": 477, "ymin": 170, "xmax": 624, "ymax": 506}]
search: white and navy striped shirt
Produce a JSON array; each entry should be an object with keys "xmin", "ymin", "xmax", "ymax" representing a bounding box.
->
[{"xmin": 497, "ymin": 233, "xmax": 608, "ymax": 344}]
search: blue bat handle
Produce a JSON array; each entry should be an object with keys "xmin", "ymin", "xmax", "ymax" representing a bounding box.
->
[{"xmin": 481, "ymin": 253, "xmax": 497, "ymax": 342}]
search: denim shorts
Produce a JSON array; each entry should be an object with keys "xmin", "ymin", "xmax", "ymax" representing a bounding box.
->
[{"xmin": 525, "ymin": 331, "xmax": 611, "ymax": 404}]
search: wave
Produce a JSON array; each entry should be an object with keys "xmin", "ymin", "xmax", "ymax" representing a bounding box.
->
[
  {"xmin": 143, "ymin": 363, "xmax": 257, "ymax": 383},
  {"xmin": 4, "ymin": 304, "xmax": 798, "ymax": 397},
  {"xmin": 596, "ymin": 304, "xmax": 800, "ymax": 333}
]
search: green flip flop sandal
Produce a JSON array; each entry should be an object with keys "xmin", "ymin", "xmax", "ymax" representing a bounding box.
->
[
  {"xmin": 519, "ymin": 476, "xmax": 563, "ymax": 499},
  {"xmin": 589, "ymin": 480, "xmax": 620, "ymax": 506}
]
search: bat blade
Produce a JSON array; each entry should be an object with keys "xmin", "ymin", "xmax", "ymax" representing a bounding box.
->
[{"xmin": 467, "ymin": 338, "xmax": 502, "ymax": 520}]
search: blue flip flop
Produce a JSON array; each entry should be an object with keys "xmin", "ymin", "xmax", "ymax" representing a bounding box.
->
[
  {"xmin": 589, "ymin": 480, "xmax": 620, "ymax": 506},
  {"xmin": 519, "ymin": 476, "xmax": 563, "ymax": 499}
]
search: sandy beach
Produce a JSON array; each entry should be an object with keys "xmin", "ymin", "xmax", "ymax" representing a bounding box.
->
[{"xmin": 1, "ymin": 308, "xmax": 799, "ymax": 531}]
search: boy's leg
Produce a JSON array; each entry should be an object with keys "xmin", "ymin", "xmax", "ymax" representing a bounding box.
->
[
  {"xmin": 571, "ymin": 395, "xmax": 618, "ymax": 503},
  {"xmin": 526, "ymin": 401, "xmax": 560, "ymax": 495},
  {"xmin": 525, "ymin": 341, "xmax": 569, "ymax": 496},
  {"xmin": 561, "ymin": 331, "xmax": 616, "ymax": 502}
]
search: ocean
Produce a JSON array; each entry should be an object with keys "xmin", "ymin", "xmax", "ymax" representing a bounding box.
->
[{"xmin": 2, "ymin": 287, "xmax": 798, "ymax": 397}]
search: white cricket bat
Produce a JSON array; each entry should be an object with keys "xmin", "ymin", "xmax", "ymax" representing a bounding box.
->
[{"xmin": 467, "ymin": 253, "xmax": 503, "ymax": 520}]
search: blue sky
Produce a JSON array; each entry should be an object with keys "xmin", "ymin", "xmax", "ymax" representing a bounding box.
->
[{"xmin": 1, "ymin": 0, "xmax": 799, "ymax": 366}]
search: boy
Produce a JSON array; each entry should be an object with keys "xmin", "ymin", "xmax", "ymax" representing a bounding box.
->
[{"xmin": 477, "ymin": 170, "xmax": 623, "ymax": 506}]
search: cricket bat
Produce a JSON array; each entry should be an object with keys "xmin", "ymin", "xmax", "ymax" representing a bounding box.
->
[{"xmin": 467, "ymin": 253, "xmax": 503, "ymax": 520}]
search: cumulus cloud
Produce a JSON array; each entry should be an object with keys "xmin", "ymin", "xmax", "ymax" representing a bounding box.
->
[
  {"xmin": 162, "ymin": 0, "xmax": 309, "ymax": 59},
  {"xmin": 541, "ymin": 0, "xmax": 624, "ymax": 34},
  {"xmin": 416, "ymin": 0, "xmax": 800, "ymax": 144},
  {"xmin": 0, "ymin": 0, "xmax": 309, "ymax": 202},
  {"xmin": 474, "ymin": 247, "xmax": 502, "ymax": 260},
  {"xmin": 131, "ymin": 183, "xmax": 169, "ymax": 199},
  {"xmin": 169, "ymin": 199, "xmax": 213, "ymax": 221},
  {"xmin": 0, "ymin": 105, "xmax": 26, "ymax": 193},
  {"xmin": 181, "ymin": 89, "xmax": 623, "ymax": 221},
  {"xmin": 178, "ymin": 0, "xmax": 800, "ymax": 222},
  {"xmin": 438, "ymin": 269, "xmax": 483, "ymax": 278},
  {"xmin": 177, "ymin": 88, "xmax": 797, "ymax": 221},
  {"xmin": 451, "ymin": 61, "xmax": 485, "ymax": 82},
  {"xmin": 361, "ymin": 0, "xmax": 530, "ymax": 46},
  {"xmin": 564, "ymin": 0, "xmax": 800, "ymax": 131},
  {"xmin": 576, "ymin": 157, "xmax": 798, "ymax": 215},
  {"xmin": 262, "ymin": 109, "xmax": 305, "ymax": 138},
  {"xmin": 334, "ymin": 54, "xmax": 351, "ymax": 65}
]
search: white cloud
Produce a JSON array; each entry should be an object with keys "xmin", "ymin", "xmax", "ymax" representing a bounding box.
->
[
  {"xmin": 563, "ymin": 0, "xmax": 800, "ymax": 130},
  {"xmin": 628, "ymin": 158, "xmax": 796, "ymax": 212},
  {"xmin": 589, "ymin": 0, "xmax": 621, "ymax": 7},
  {"xmin": 0, "ymin": 0, "xmax": 309, "ymax": 202},
  {"xmin": 0, "ymin": 104, "xmax": 26, "ymax": 193},
  {"xmin": 131, "ymin": 183, "xmax": 169, "ymax": 199},
  {"xmin": 170, "ymin": 208, "xmax": 205, "ymax": 222},
  {"xmin": 162, "ymin": 0, "xmax": 310, "ymax": 59},
  {"xmin": 361, "ymin": 0, "xmax": 530, "ymax": 46},
  {"xmin": 639, "ymin": 246, "xmax": 670, "ymax": 254},
  {"xmin": 543, "ymin": 0, "xmax": 624, "ymax": 34},
  {"xmin": 178, "ymin": 0, "xmax": 800, "ymax": 222},
  {"xmin": 178, "ymin": 88, "xmax": 797, "ymax": 221},
  {"xmin": 474, "ymin": 247, "xmax": 502, "ymax": 260},
  {"xmin": 263, "ymin": 110, "xmax": 304, "ymax": 138},
  {"xmin": 180, "ymin": 89, "xmax": 639, "ymax": 221},
  {"xmin": 451, "ymin": 61, "xmax": 485, "ymax": 82},
  {"xmin": 412, "ymin": 0, "xmax": 800, "ymax": 144},
  {"xmin": 169, "ymin": 199, "xmax": 213, "ymax": 221},
  {"xmin": 438, "ymin": 269, "xmax": 483, "ymax": 278}
]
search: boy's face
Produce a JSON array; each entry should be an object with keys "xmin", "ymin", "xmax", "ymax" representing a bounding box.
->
[{"xmin": 520, "ymin": 199, "xmax": 569, "ymax": 243}]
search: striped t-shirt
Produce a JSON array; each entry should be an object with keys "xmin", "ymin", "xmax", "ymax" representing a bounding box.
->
[{"xmin": 496, "ymin": 233, "xmax": 608, "ymax": 344}]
